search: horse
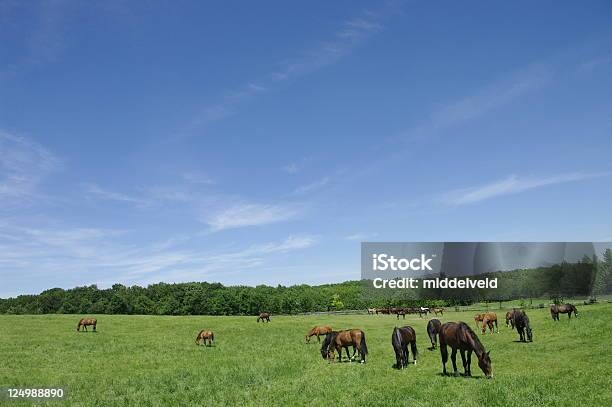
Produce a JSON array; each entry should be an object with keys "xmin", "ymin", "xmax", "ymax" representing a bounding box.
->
[
  {"xmin": 481, "ymin": 312, "xmax": 498, "ymax": 334},
  {"xmin": 514, "ymin": 312, "xmax": 532, "ymax": 342},
  {"xmin": 376, "ymin": 308, "xmax": 390, "ymax": 315},
  {"xmin": 396, "ymin": 308, "xmax": 407, "ymax": 320},
  {"xmin": 432, "ymin": 307, "xmax": 445, "ymax": 316},
  {"xmin": 439, "ymin": 322, "xmax": 492, "ymax": 378},
  {"xmin": 474, "ymin": 313, "xmax": 484, "ymax": 328},
  {"xmin": 321, "ymin": 329, "xmax": 368, "ymax": 363},
  {"xmin": 76, "ymin": 318, "xmax": 97, "ymax": 332},
  {"xmin": 427, "ymin": 319, "xmax": 442, "ymax": 350},
  {"xmin": 195, "ymin": 330, "xmax": 214, "ymax": 346},
  {"xmin": 305, "ymin": 325, "xmax": 333, "ymax": 343},
  {"xmin": 550, "ymin": 304, "xmax": 578, "ymax": 321},
  {"xmin": 420, "ymin": 307, "xmax": 430, "ymax": 315},
  {"xmin": 391, "ymin": 326, "xmax": 418, "ymax": 368},
  {"xmin": 257, "ymin": 312, "xmax": 271, "ymax": 322},
  {"xmin": 367, "ymin": 308, "xmax": 376, "ymax": 315},
  {"xmin": 505, "ymin": 310, "xmax": 516, "ymax": 329}
]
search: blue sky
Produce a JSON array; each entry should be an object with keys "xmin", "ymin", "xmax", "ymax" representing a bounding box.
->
[{"xmin": 1, "ymin": 1, "xmax": 611, "ymax": 297}]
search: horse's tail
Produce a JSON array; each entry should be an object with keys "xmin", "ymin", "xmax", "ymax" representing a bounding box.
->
[
  {"xmin": 210, "ymin": 332, "xmax": 214, "ymax": 341},
  {"xmin": 360, "ymin": 330, "xmax": 368, "ymax": 356}
]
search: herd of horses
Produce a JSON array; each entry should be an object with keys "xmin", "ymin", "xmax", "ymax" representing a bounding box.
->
[
  {"xmin": 75, "ymin": 304, "xmax": 579, "ymax": 378},
  {"xmin": 368, "ymin": 307, "xmax": 445, "ymax": 318}
]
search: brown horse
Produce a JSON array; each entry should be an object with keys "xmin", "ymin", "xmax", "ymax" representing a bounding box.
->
[
  {"xmin": 474, "ymin": 313, "xmax": 484, "ymax": 328},
  {"xmin": 439, "ymin": 322, "xmax": 492, "ymax": 378},
  {"xmin": 305, "ymin": 325, "xmax": 333, "ymax": 343},
  {"xmin": 392, "ymin": 326, "xmax": 418, "ymax": 368},
  {"xmin": 505, "ymin": 310, "xmax": 515, "ymax": 329},
  {"xmin": 432, "ymin": 307, "xmax": 445, "ymax": 316},
  {"xmin": 195, "ymin": 330, "xmax": 214, "ymax": 346},
  {"xmin": 321, "ymin": 329, "xmax": 368, "ymax": 363},
  {"xmin": 257, "ymin": 312, "xmax": 271, "ymax": 322},
  {"xmin": 77, "ymin": 318, "xmax": 97, "ymax": 332},
  {"xmin": 481, "ymin": 312, "xmax": 498, "ymax": 334},
  {"xmin": 550, "ymin": 304, "xmax": 578, "ymax": 321},
  {"xmin": 427, "ymin": 318, "xmax": 442, "ymax": 350}
]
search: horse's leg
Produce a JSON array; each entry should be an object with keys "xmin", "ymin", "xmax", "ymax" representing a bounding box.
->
[
  {"xmin": 93, "ymin": 324, "xmax": 96, "ymax": 332},
  {"xmin": 440, "ymin": 344, "xmax": 448, "ymax": 375},
  {"xmin": 467, "ymin": 350, "xmax": 472, "ymax": 376},
  {"xmin": 451, "ymin": 348, "xmax": 458, "ymax": 376},
  {"xmin": 494, "ymin": 320, "xmax": 498, "ymax": 333},
  {"xmin": 460, "ymin": 349, "xmax": 467, "ymax": 376},
  {"xmin": 317, "ymin": 334, "xmax": 320, "ymax": 343}
]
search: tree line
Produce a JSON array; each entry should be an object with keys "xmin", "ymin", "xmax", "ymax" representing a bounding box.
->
[{"xmin": 1, "ymin": 251, "xmax": 611, "ymax": 315}]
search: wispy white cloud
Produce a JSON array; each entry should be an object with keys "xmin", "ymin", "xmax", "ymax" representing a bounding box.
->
[
  {"xmin": 203, "ymin": 202, "xmax": 301, "ymax": 231},
  {"xmin": 0, "ymin": 131, "xmax": 58, "ymax": 203},
  {"xmin": 346, "ymin": 232, "xmax": 378, "ymax": 241},
  {"xmin": 579, "ymin": 54, "xmax": 611, "ymax": 72},
  {"xmin": 411, "ymin": 64, "xmax": 553, "ymax": 140},
  {"xmin": 83, "ymin": 183, "xmax": 151, "ymax": 207},
  {"xmin": 181, "ymin": 171, "xmax": 215, "ymax": 185},
  {"xmin": 439, "ymin": 172, "xmax": 608, "ymax": 206},
  {"xmin": 283, "ymin": 163, "xmax": 300, "ymax": 174},
  {"xmin": 0, "ymin": 220, "xmax": 316, "ymax": 296},
  {"xmin": 293, "ymin": 176, "xmax": 331, "ymax": 195},
  {"xmin": 191, "ymin": 6, "xmax": 395, "ymax": 131}
]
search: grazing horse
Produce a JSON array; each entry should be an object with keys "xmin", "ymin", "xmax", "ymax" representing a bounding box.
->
[
  {"xmin": 550, "ymin": 304, "xmax": 578, "ymax": 321},
  {"xmin": 427, "ymin": 319, "xmax": 442, "ymax": 350},
  {"xmin": 76, "ymin": 318, "xmax": 97, "ymax": 332},
  {"xmin": 474, "ymin": 313, "xmax": 484, "ymax": 328},
  {"xmin": 305, "ymin": 325, "xmax": 333, "ymax": 343},
  {"xmin": 367, "ymin": 308, "xmax": 376, "ymax": 315},
  {"xmin": 439, "ymin": 322, "xmax": 492, "ymax": 378},
  {"xmin": 514, "ymin": 312, "xmax": 532, "ymax": 342},
  {"xmin": 257, "ymin": 312, "xmax": 271, "ymax": 323},
  {"xmin": 481, "ymin": 312, "xmax": 498, "ymax": 334},
  {"xmin": 391, "ymin": 326, "xmax": 418, "ymax": 368},
  {"xmin": 321, "ymin": 329, "xmax": 368, "ymax": 363},
  {"xmin": 432, "ymin": 307, "xmax": 445, "ymax": 316},
  {"xmin": 396, "ymin": 308, "xmax": 407, "ymax": 320},
  {"xmin": 505, "ymin": 310, "xmax": 516, "ymax": 329},
  {"xmin": 195, "ymin": 330, "xmax": 214, "ymax": 346}
]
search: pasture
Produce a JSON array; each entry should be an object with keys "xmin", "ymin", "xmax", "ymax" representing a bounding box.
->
[{"xmin": 1, "ymin": 303, "xmax": 611, "ymax": 406}]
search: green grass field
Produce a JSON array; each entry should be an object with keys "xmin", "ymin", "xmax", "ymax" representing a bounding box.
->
[{"xmin": 1, "ymin": 303, "xmax": 611, "ymax": 406}]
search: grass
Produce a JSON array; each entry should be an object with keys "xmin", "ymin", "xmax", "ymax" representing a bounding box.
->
[{"xmin": 1, "ymin": 303, "xmax": 611, "ymax": 406}]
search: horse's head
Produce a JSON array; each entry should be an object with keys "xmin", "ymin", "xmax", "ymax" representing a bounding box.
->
[{"xmin": 478, "ymin": 350, "xmax": 493, "ymax": 379}]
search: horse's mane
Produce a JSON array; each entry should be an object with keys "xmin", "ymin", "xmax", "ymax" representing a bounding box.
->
[{"xmin": 458, "ymin": 322, "xmax": 485, "ymax": 355}]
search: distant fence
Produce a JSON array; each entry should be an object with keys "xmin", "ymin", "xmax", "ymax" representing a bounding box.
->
[{"xmin": 289, "ymin": 298, "xmax": 610, "ymax": 317}]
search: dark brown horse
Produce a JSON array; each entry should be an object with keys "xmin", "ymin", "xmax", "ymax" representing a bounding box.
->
[
  {"xmin": 550, "ymin": 303, "xmax": 578, "ymax": 321},
  {"xmin": 195, "ymin": 330, "xmax": 214, "ymax": 346},
  {"xmin": 257, "ymin": 312, "xmax": 271, "ymax": 322},
  {"xmin": 77, "ymin": 318, "xmax": 97, "ymax": 332},
  {"xmin": 305, "ymin": 325, "xmax": 333, "ymax": 343},
  {"xmin": 391, "ymin": 326, "xmax": 418, "ymax": 368},
  {"xmin": 514, "ymin": 312, "xmax": 532, "ymax": 342},
  {"xmin": 439, "ymin": 322, "xmax": 492, "ymax": 378},
  {"xmin": 321, "ymin": 329, "xmax": 368, "ymax": 363},
  {"xmin": 427, "ymin": 318, "xmax": 442, "ymax": 349}
]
